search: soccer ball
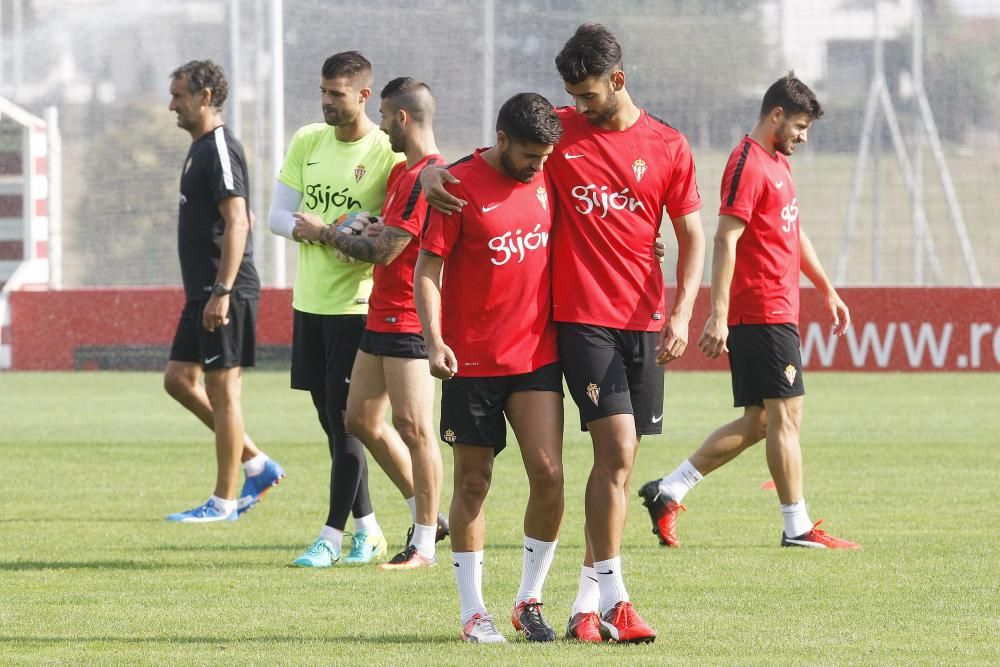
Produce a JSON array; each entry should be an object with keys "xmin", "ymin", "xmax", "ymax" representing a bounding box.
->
[{"xmin": 330, "ymin": 211, "xmax": 381, "ymax": 263}]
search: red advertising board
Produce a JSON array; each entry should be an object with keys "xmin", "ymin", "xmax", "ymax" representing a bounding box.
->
[{"xmin": 6, "ymin": 287, "xmax": 1000, "ymax": 371}]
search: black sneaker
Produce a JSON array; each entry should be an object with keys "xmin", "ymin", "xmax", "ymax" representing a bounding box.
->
[
  {"xmin": 511, "ymin": 598, "xmax": 556, "ymax": 642},
  {"xmin": 405, "ymin": 512, "xmax": 450, "ymax": 545}
]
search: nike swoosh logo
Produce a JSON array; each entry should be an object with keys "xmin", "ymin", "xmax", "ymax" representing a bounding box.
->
[
  {"xmin": 651, "ymin": 414, "xmax": 663, "ymax": 424},
  {"xmin": 775, "ymin": 180, "xmax": 784, "ymax": 189},
  {"xmin": 784, "ymin": 537, "xmax": 826, "ymax": 548},
  {"xmin": 307, "ymin": 161, "xmax": 320, "ymax": 166},
  {"xmin": 481, "ymin": 203, "xmax": 501, "ymax": 213},
  {"xmin": 587, "ymin": 576, "xmax": 598, "ymax": 583},
  {"xmin": 453, "ymin": 562, "xmax": 460, "ymax": 567},
  {"xmin": 564, "ymin": 152, "xmax": 584, "ymax": 159},
  {"xmin": 524, "ymin": 546, "xmax": 534, "ymax": 552},
  {"xmin": 204, "ymin": 355, "xmax": 221, "ymax": 364},
  {"xmin": 597, "ymin": 570, "xmax": 613, "ymax": 575}
]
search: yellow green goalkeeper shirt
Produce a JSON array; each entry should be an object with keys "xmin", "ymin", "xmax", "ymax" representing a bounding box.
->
[{"xmin": 278, "ymin": 123, "xmax": 403, "ymax": 315}]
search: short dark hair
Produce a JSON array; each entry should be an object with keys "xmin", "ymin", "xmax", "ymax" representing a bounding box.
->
[
  {"xmin": 760, "ymin": 71, "xmax": 824, "ymax": 120},
  {"xmin": 555, "ymin": 23, "xmax": 624, "ymax": 84},
  {"xmin": 321, "ymin": 51, "xmax": 373, "ymax": 87},
  {"xmin": 496, "ymin": 93, "xmax": 563, "ymax": 146},
  {"xmin": 171, "ymin": 60, "xmax": 228, "ymax": 110},
  {"xmin": 380, "ymin": 77, "xmax": 436, "ymax": 124}
]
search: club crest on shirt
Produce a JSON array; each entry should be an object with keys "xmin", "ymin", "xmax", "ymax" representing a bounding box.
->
[
  {"xmin": 184, "ymin": 157, "xmax": 193, "ymax": 175},
  {"xmin": 354, "ymin": 165, "xmax": 367, "ymax": 183},
  {"xmin": 784, "ymin": 364, "xmax": 797, "ymax": 386},
  {"xmin": 536, "ymin": 186, "xmax": 547, "ymax": 210},
  {"xmin": 586, "ymin": 382, "xmax": 600, "ymax": 406},
  {"xmin": 443, "ymin": 429, "xmax": 457, "ymax": 443},
  {"xmin": 632, "ymin": 158, "xmax": 647, "ymax": 182}
]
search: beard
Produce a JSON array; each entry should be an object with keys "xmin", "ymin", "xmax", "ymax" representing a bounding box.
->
[
  {"xmin": 499, "ymin": 149, "xmax": 537, "ymax": 183},
  {"xmin": 323, "ymin": 107, "xmax": 355, "ymax": 127},
  {"xmin": 585, "ymin": 88, "xmax": 620, "ymax": 126}
]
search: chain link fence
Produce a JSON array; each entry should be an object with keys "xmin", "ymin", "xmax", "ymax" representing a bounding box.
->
[{"xmin": 1, "ymin": 0, "xmax": 997, "ymax": 288}]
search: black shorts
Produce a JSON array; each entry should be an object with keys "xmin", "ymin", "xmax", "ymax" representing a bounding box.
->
[
  {"xmin": 728, "ymin": 323, "xmax": 805, "ymax": 407},
  {"xmin": 290, "ymin": 310, "xmax": 366, "ymax": 394},
  {"xmin": 169, "ymin": 298, "xmax": 257, "ymax": 370},
  {"xmin": 439, "ymin": 362, "xmax": 563, "ymax": 453},
  {"xmin": 358, "ymin": 330, "xmax": 428, "ymax": 359},
  {"xmin": 557, "ymin": 323, "xmax": 664, "ymax": 435}
]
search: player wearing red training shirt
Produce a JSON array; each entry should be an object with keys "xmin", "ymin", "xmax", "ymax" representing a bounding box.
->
[
  {"xmin": 639, "ymin": 72, "xmax": 860, "ymax": 552},
  {"xmin": 415, "ymin": 93, "xmax": 564, "ymax": 644},
  {"xmin": 421, "ymin": 24, "xmax": 704, "ymax": 644},
  {"xmin": 293, "ymin": 78, "xmax": 449, "ymax": 569}
]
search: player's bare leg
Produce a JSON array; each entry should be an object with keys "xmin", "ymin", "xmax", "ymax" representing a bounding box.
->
[
  {"xmin": 450, "ymin": 443, "xmax": 502, "ymax": 641},
  {"xmin": 506, "ymin": 389, "xmax": 563, "ymax": 642},
  {"xmin": 507, "ymin": 390, "xmax": 564, "ymax": 541},
  {"xmin": 583, "ymin": 414, "xmax": 638, "ymax": 561},
  {"xmin": 762, "ymin": 397, "xmax": 804, "ymax": 505},
  {"xmin": 345, "ymin": 351, "xmax": 415, "ymax": 499},
  {"xmin": 383, "ymin": 356, "xmax": 440, "ymax": 527},
  {"xmin": 640, "ymin": 406, "xmax": 767, "ymax": 547},
  {"xmin": 688, "ymin": 406, "xmax": 768, "ymax": 474},
  {"xmin": 163, "ymin": 360, "xmax": 261, "ymax": 461},
  {"xmin": 450, "ymin": 443, "xmax": 492, "ymax": 552},
  {"xmin": 203, "ymin": 366, "xmax": 246, "ymax": 500},
  {"xmin": 578, "ymin": 414, "xmax": 656, "ymax": 642}
]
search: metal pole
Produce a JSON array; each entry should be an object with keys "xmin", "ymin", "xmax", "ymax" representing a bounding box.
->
[
  {"xmin": 270, "ymin": 0, "xmax": 286, "ymax": 288},
  {"xmin": 252, "ymin": 0, "xmax": 265, "ymax": 261},
  {"xmin": 13, "ymin": 0, "xmax": 23, "ymax": 94},
  {"xmin": 227, "ymin": 0, "xmax": 242, "ymax": 137},
  {"xmin": 482, "ymin": 0, "xmax": 495, "ymax": 146},
  {"xmin": 45, "ymin": 107, "xmax": 62, "ymax": 289},
  {"xmin": 836, "ymin": 78, "xmax": 879, "ymax": 285},
  {"xmin": 911, "ymin": 3, "xmax": 924, "ymax": 284},
  {"xmin": 871, "ymin": 0, "xmax": 883, "ymax": 283}
]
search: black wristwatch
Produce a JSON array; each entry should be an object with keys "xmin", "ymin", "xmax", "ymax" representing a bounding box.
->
[{"xmin": 212, "ymin": 282, "xmax": 232, "ymax": 297}]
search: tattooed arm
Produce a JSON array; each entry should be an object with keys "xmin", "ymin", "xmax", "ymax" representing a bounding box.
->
[{"xmin": 318, "ymin": 223, "xmax": 415, "ymax": 266}]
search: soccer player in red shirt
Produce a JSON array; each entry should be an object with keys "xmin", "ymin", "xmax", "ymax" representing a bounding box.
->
[
  {"xmin": 638, "ymin": 72, "xmax": 860, "ymax": 551},
  {"xmin": 423, "ymin": 24, "xmax": 703, "ymax": 644},
  {"xmin": 415, "ymin": 93, "xmax": 564, "ymax": 644},
  {"xmin": 293, "ymin": 78, "xmax": 448, "ymax": 569}
]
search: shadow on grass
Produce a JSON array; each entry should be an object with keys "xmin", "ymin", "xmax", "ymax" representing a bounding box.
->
[
  {"xmin": 153, "ymin": 544, "xmax": 302, "ymax": 552},
  {"xmin": 0, "ymin": 634, "xmax": 458, "ymax": 645},
  {"xmin": 0, "ymin": 560, "xmax": 173, "ymax": 571}
]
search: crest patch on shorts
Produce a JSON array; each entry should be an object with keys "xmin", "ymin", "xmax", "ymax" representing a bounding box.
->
[
  {"xmin": 784, "ymin": 364, "xmax": 797, "ymax": 386},
  {"xmin": 586, "ymin": 382, "xmax": 600, "ymax": 406},
  {"xmin": 443, "ymin": 429, "xmax": 456, "ymax": 443}
]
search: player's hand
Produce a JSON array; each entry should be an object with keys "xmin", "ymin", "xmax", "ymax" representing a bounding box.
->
[
  {"xmin": 202, "ymin": 294, "xmax": 230, "ymax": 332},
  {"xmin": 656, "ymin": 313, "xmax": 690, "ymax": 365},
  {"xmin": 291, "ymin": 211, "xmax": 326, "ymax": 243},
  {"xmin": 365, "ymin": 220, "xmax": 385, "ymax": 239},
  {"xmin": 697, "ymin": 314, "xmax": 729, "ymax": 359},
  {"xmin": 827, "ymin": 290, "xmax": 851, "ymax": 336},
  {"xmin": 653, "ymin": 239, "xmax": 666, "ymax": 263},
  {"xmin": 428, "ymin": 340, "xmax": 458, "ymax": 380},
  {"xmin": 420, "ymin": 165, "xmax": 466, "ymax": 214}
]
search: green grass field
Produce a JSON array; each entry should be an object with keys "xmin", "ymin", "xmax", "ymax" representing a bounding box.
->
[{"xmin": 1, "ymin": 371, "xmax": 997, "ymax": 665}]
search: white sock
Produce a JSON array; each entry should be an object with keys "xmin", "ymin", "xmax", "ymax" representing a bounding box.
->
[
  {"xmin": 353, "ymin": 512, "xmax": 380, "ymax": 534},
  {"xmin": 241, "ymin": 453, "xmax": 268, "ymax": 477},
  {"xmin": 319, "ymin": 525, "xmax": 344, "ymax": 551},
  {"xmin": 210, "ymin": 495, "xmax": 238, "ymax": 514},
  {"xmin": 405, "ymin": 496, "xmax": 418, "ymax": 522},
  {"xmin": 572, "ymin": 565, "xmax": 600, "ymax": 615},
  {"xmin": 452, "ymin": 551, "xmax": 487, "ymax": 624},
  {"xmin": 781, "ymin": 500, "xmax": 813, "ymax": 537},
  {"xmin": 515, "ymin": 536, "xmax": 558, "ymax": 604},
  {"xmin": 658, "ymin": 459, "xmax": 703, "ymax": 503},
  {"xmin": 411, "ymin": 522, "xmax": 437, "ymax": 559},
  {"xmin": 594, "ymin": 556, "xmax": 629, "ymax": 616}
]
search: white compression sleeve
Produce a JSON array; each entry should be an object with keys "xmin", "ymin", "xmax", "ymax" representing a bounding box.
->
[{"xmin": 267, "ymin": 181, "xmax": 303, "ymax": 240}]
